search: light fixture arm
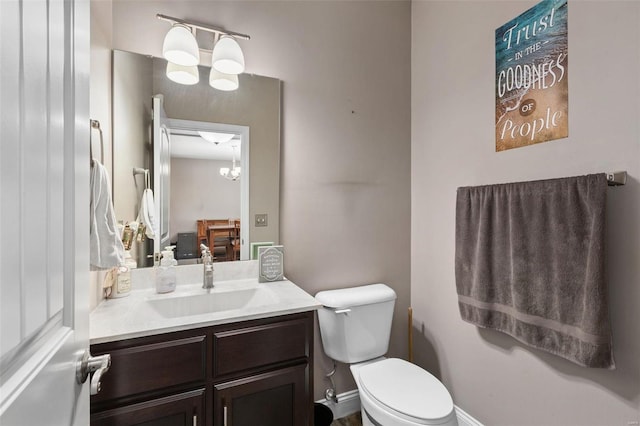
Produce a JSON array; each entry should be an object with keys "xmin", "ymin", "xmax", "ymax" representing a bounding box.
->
[{"xmin": 157, "ymin": 14, "xmax": 250, "ymax": 40}]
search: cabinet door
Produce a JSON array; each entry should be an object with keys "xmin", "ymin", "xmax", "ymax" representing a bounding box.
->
[
  {"xmin": 213, "ymin": 364, "xmax": 310, "ymax": 426},
  {"xmin": 91, "ymin": 389, "xmax": 205, "ymax": 426}
]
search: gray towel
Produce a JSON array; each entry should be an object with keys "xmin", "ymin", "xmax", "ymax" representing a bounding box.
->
[{"xmin": 455, "ymin": 174, "xmax": 614, "ymax": 368}]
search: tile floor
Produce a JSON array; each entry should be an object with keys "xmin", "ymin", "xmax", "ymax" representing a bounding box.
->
[{"xmin": 330, "ymin": 412, "xmax": 362, "ymax": 426}]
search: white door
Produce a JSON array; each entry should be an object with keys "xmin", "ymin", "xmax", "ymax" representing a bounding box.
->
[
  {"xmin": 0, "ymin": 0, "xmax": 91, "ymax": 424},
  {"xmin": 153, "ymin": 95, "xmax": 172, "ymax": 257}
]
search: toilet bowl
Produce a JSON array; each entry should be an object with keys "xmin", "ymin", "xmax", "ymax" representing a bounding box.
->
[{"xmin": 315, "ymin": 284, "xmax": 458, "ymax": 426}]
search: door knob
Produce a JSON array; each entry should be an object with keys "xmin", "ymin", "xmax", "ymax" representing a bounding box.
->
[{"xmin": 76, "ymin": 349, "xmax": 111, "ymax": 395}]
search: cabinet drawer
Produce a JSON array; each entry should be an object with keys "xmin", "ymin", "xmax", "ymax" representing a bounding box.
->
[
  {"xmin": 213, "ymin": 317, "xmax": 310, "ymax": 378},
  {"xmin": 92, "ymin": 334, "xmax": 207, "ymax": 403}
]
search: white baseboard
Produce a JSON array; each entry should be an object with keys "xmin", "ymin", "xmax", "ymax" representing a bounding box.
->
[
  {"xmin": 455, "ymin": 404, "xmax": 484, "ymax": 426},
  {"xmin": 315, "ymin": 389, "xmax": 361, "ymax": 420},
  {"xmin": 316, "ymin": 390, "xmax": 484, "ymax": 426}
]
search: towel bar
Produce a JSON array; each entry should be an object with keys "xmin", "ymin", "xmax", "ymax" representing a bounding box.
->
[{"xmin": 606, "ymin": 171, "xmax": 627, "ymax": 186}]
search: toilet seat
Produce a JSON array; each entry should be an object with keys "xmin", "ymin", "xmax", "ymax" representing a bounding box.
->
[{"xmin": 358, "ymin": 358, "xmax": 455, "ymax": 425}]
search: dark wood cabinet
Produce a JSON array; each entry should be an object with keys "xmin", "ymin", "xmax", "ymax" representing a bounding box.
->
[
  {"xmin": 214, "ymin": 364, "xmax": 309, "ymax": 426},
  {"xmin": 90, "ymin": 311, "xmax": 314, "ymax": 426},
  {"xmin": 91, "ymin": 389, "xmax": 205, "ymax": 426}
]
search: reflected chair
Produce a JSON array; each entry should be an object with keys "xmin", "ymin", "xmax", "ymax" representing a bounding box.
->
[
  {"xmin": 229, "ymin": 219, "xmax": 240, "ymax": 261},
  {"xmin": 199, "ymin": 219, "xmax": 236, "ymax": 262}
]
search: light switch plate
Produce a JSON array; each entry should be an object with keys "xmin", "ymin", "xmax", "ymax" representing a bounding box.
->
[{"xmin": 255, "ymin": 214, "xmax": 268, "ymax": 227}]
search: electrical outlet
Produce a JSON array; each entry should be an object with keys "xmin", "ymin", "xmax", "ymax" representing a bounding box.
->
[{"xmin": 255, "ymin": 214, "xmax": 268, "ymax": 227}]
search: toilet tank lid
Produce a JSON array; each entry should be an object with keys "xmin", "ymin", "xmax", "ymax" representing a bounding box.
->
[{"xmin": 315, "ymin": 284, "xmax": 396, "ymax": 308}]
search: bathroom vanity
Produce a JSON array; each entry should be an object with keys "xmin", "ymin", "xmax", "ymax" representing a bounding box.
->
[{"xmin": 89, "ymin": 263, "xmax": 320, "ymax": 426}]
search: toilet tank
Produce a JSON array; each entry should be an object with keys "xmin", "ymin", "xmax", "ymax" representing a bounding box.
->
[{"xmin": 315, "ymin": 284, "xmax": 397, "ymax": 363}]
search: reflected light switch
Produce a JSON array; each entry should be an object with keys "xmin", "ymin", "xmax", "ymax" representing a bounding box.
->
[{"xmin": 255, "ymin": 214, "xmax": 268, "ymax": 227}]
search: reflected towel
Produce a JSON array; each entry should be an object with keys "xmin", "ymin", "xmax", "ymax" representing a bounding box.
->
[
  {"xmin": 90, "ymin": 160, "xmax": 124, "ymax": 270},
  {"xmin": 455, "ymin": 174, "xmax": 614, "ymax": 368},
  {"xmin": 138, "ymin": 188, "xmax": 156, "ymax": 239}
]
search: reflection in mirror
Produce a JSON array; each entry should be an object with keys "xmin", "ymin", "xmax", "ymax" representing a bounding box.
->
[
  {"xmin": 112, "ymin": 50, "xmax": 281, "ymax": 268},
  {"xmin": 164, "ymin": 118, "xmax": 249, "ymax": 262}
]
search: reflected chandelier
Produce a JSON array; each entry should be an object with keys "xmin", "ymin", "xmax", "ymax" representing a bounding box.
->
[{"xmin": 219, "ymin": 146, "xmax": 241, "ymax": 181}]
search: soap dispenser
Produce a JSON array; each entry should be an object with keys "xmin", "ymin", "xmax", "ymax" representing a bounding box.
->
[
  {"xmin": 156, "ymin": 246, "xmax": 177, "ymax": 293},
  {"xmin": 112, "ymin": 250, "xmax": 137, "ymax": 298}
]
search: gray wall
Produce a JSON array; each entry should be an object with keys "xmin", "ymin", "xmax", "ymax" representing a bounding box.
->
[
  {"xmin": 411, "ymin": 1, "xmax": 640, "ymax": 424},
  {"xmin": 170, "ymin": 157, "xmax": 241, "ymax": 242},
  {"xmin": 111, "ymin": 0, "xmax": 412, "ymax": 400}
]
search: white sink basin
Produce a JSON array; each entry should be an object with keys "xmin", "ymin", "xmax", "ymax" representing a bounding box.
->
[
  {"xmin": 148, "ymin": 286, "xmax": 278, "ymax": 318},
  {"xmin": 90, "ymin": 266, "xmax": 323, "ymax": 344}
]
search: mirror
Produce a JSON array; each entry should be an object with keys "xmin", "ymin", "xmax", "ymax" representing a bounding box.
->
[{"xmin": 112, "ymin": 50, "xmax": 281, "ymax": 267}]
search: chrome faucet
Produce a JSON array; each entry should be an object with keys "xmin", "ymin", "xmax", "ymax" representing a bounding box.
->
[{"xmin": 200, "ymin": 244, "xmax": 214, "ymax": 289}]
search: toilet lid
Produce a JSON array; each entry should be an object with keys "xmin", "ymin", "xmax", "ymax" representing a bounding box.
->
[{"xmin": 359, "ymin": 358, "xmax": 454, "ymax": 422}]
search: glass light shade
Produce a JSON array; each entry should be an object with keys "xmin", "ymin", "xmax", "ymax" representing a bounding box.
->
[
  {"xmin": 209, "ymin": 68, "xmax": 239, "ymax": 91},
  {"xmin": 211, "ymin": 36, "xmax": 245, "ymax": 75},
  {"xmin": 162, "ymin": 24, "xmax": 200, "ymax": 66},
  {"xmin": 219, "ymin": 165, "xmax": 241, "ymax": 181},
  {"xmin": 198, "ymin": 131, "xmax": 235, "ymax": 144},
  {"xmin": 166, "ymin": 62, "xmax": 199, "ymax": 85}
]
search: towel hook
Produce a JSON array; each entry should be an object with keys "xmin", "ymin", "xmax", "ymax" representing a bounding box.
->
[
  {"xmin": 133, "ymin": 167, "xmax": 151, "ymax": 190},
  {"xmin": 90, "ymin": 119, "xmax": 104, "ymax": 167}
]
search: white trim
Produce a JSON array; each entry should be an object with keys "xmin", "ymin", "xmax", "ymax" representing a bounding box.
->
[
  {"xmin": 316, "ymin": 390, "xmax": 484, "ymax": 426},
  {"xmin": 315, "ymin": 389, "xmax": 361, "ymax": 420},
  {"xmin": 454, "ymin": 405, "xmax": 484, "ymax": 426}
]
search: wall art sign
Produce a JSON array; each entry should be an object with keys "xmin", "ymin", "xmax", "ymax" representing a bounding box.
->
[
  {"xmin": 258, "ymin": 245, "xmax": 284, "ymax": 283},
  {"xmin": 495, "ymin": 0, "xmax": 568, "ymax": 151}
]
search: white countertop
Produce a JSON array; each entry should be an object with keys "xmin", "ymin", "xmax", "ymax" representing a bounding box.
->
[{"xmin": 90, "ymin": 262, "xmax": 321, "ymax": 344}]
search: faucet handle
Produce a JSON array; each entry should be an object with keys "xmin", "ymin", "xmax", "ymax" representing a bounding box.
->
[
  {"xmin": 200, "ymin": 244, "xmax": 211, "ymax": 258},
  {"xmin": 200, "ymin": 244, "xmax": 212, "ymax": 264}
]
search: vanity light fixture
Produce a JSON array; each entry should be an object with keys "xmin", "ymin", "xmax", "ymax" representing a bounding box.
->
[
  {"xmin": 158, "ymin": 14, "xmax": 249, "ymax": 90},
  {"xmin": 220, "ymin": 146, "xmax": 241, "ymax": 181},
  {"xmin": 162, "ymin": 24, "xmax": 200, "ymax": 66},
  {"xmin": 209, "ymin": 68, "xmax": 239, "ymax": 91},
  {"xmin": 211, "ymin": 36, "xmax": 245, "ymax": 75},
  {"xmin": 166, "ymin": 62, "xmax": 199, "ymax": 85}
]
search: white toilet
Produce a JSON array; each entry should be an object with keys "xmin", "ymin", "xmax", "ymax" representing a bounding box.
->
[{"xmin": 315, "ymin": 284, "xmax": 458, "ymax": 426}]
